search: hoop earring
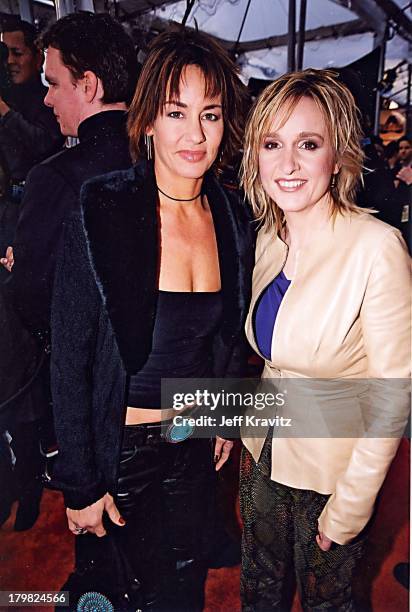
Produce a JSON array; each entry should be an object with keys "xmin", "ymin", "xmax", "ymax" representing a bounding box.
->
[{"xmin": 144, "ymin": 134, "xmax": 152, "ymax": 160}]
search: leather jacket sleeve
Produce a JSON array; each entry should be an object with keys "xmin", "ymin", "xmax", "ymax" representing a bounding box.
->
[
  {"xmin": 50, "ymin": 211, "xmax": 107, "ymax": 509},
  {"xmin": 318, "ymin": 229, "xmax": 411, "ymax": 544}
]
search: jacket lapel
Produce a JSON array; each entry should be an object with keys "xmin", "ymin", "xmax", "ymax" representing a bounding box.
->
[
  {"xmin": 204, "ymin": 174, "xmax": 250, "ymax": 346},
  {"xmin": 82, "ymin": 162, "xmax": 158, "ymax": 374}
]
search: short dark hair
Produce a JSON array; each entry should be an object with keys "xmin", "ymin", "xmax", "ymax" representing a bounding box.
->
[
  {"xmin": 1, "ymin": 17, "xmax": 39, "ymax": 55},
  {"xmin": 40, "ymin": 11, "xmax": 138, "ymax": 104},
  {"xmin": 127, "ymin": 28, "xmax": 249, "ymax": 169}
]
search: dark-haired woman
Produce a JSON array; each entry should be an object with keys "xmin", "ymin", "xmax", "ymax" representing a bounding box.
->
[{"xmin": 50, "ymin": 29, "xmax": 253, "ymax": 610}]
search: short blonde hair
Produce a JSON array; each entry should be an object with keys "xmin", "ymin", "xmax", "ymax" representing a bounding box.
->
[{"xmin": 241, "ymin": 69, "xmax": 365, "ymax": 233}]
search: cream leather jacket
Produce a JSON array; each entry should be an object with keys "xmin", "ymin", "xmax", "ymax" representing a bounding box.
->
[{"xmin": 242, "ymin": 211, "xmax": 411, "ymax": 545}]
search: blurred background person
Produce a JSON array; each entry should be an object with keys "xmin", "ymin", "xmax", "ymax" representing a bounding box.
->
[
  {"xmin": 0, "ymin": 17, "xmax": 63, "ymax": 204},
  {"xmin": 0, "ymin": 12, "xmax": 137, "ymax": 533},
  {"xmin": 397, "ymin": 138, "xmax": 412, "ymax": 170},
  {"xmin": 0, "ymin": 158, "xmax": 15, "ymax": 283},
  {"xmin": 383, "ymin": 139, "xmax": 400, "ymax": 178},
  {"xmin": 394, "ymin": 138, "xmax": 411, "ymax": 252},
  {"xmin": 357, "ymin": 133, "xmax": 395, "ymax": 226}
]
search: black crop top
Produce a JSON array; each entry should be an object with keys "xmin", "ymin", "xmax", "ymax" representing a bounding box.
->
[{"xmin": 127, "ymin": 290, "xmax": 223, "ymax": 408}]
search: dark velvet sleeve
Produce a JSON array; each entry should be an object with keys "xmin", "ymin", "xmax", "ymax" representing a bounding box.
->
[
  {"xmin": 49, "ymin": 210, "xmax": 107, "ymax": 509},
  {"xmin": 224, "ymin": 194, "xmax": 255, "ymax": 379}
]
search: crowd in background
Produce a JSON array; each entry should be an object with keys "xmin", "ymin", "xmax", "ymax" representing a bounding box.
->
[{"xmin": 359, "ymin": 133, "xmax": 411, "ymax": 245}]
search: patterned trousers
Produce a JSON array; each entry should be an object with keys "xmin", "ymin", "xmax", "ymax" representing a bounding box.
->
[{"xmin": 240, "ymin": 437, "xmax": 365, "ymax": 611}]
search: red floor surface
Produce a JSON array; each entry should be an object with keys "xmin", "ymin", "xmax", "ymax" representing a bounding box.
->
[{"xmin": 0, "ymin": 439, "xmax": 409, "ymax": 612}]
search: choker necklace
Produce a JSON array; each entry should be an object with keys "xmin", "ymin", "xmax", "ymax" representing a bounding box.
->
[{"xmin": 157, "ymin": 186, "xmax": 202, "ymax": 202}]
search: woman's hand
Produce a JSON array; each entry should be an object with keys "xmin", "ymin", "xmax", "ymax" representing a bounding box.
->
[
  {"xmin": 214, "ymin": 436, "xmax": 234, "ymax": 471},
  {"xmin": 66, "ymin": 492, "xmax": 125, "ymax": 537},
  {"xmin": 316, "ymin": 531, "xmax": 333, "ymax": 551},
  {"xmin": 396, "ymin": 166, "xmax": 412, "ymax": 186}
]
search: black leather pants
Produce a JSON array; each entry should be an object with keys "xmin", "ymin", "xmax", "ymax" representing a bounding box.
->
[{"xmin": 113, "ymin": 424, "xmax": 217, "ymax": 611}]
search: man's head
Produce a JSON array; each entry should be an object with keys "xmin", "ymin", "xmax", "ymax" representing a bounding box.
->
[
  {"xmin": 41, "ymin": 11, "xmax": 138, "ymax": 137},
  {"xmin": 1, "ymin": 19, "xmax": 43, "ymax": 85}
]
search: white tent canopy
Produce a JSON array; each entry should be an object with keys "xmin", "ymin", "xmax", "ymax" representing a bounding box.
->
[
  {"xmin": 146, "ymin": 0, "xmax": 411, "ymax": 106},
  {"xmin": 155, "ymin": 0, "xmax": 359, "ymax": 41},
  {"xmin": 0, "ymin": 0, "xmax": 410, "ymax": 105}
]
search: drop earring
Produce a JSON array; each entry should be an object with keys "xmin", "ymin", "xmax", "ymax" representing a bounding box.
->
[
  {"xmin": 331, "ymin": 173, "xmax": 337, "ymax": 189},
  {"xmin": 144, "ymin": 134, "xmax": 152, "ymax": 160}
]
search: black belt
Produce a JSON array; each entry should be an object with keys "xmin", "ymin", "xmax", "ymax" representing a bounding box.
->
[
  {"xmin": 122, "ymin": 422, "xmax": 164, "ymax": 447},
  {"xmin": 123, "ymin": 415, "xmax": 196, "ymax": 446}
]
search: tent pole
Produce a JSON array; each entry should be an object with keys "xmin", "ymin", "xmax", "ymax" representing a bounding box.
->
[
  {"xmin": 233, "ymin": 0, "xmax": 252, "ymax": 56},
  {"xmin": 373, "ymin": 26, "xmax": 388, "ymax": 136},
  {"xmin": 406, "ymin": 63, "xmax": 412, "ymax": 138},
  {"xmin": 296, "ymin": 0, "xmax": 307, "ymax": 70},
  {"xmin": 182, "ymin": 0, "xmax": 196, "ymax": 26},
  {"xmin": 287, "ymin": 0, "xmax": 296, "ymax": 72}
]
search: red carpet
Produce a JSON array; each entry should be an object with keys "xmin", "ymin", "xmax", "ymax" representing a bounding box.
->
[{"xmin": 0, "ymin": 439, "xmax": 409, "ymax": 612}]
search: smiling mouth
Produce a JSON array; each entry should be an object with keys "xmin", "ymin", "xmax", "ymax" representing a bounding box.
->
[
  {"xmin": 276, "ymin": 179, "xmax": 307, "ymax": 191},
  {"xmin": 178, "ymin": 150, "xmax": 206, "ymax": 163}
]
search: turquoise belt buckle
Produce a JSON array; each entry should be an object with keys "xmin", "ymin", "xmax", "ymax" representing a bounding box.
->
[{"xmin": 165, "ymin": 420, "xmax": 195, "ymax": 443}]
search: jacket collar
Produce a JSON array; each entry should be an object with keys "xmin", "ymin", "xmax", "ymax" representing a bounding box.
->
[
  {"xmin": 246, "ymin": 211, "xmax": 360, "ymax": 357},
  {"xmin": 77, "ymin": 110, "xmax": 128, "ymax": 143},
  {"xmin": 82, "ymin": 160, "xmax": 247, "ymax": 373}
]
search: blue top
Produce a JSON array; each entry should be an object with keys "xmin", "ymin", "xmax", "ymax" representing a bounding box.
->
[{"xmin": 254, "ymin": 270, "xmax": 291, "ymax": 360}]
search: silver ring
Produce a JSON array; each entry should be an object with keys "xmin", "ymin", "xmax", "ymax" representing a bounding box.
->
[{"xmin": 74, "ymin": 527, "xmax": 88, "ymax": 535}]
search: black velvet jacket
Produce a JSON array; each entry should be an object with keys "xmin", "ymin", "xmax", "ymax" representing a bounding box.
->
[{"xmin": 50, "ymin": 160, "xmax": 254, "ymax": 509}]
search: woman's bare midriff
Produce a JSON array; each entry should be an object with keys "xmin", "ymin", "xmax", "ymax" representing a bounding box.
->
[{"xmin": 125, "ymin": 406, "xmax": 177, "ymax": 425}]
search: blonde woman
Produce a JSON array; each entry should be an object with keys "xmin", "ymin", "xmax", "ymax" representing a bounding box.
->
[{"xmin": 240, "ymin": 69, "xmax": 410, "ymax": 610}]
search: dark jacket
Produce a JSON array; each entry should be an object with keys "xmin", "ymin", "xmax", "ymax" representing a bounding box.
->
[
  {"xmin": 0, "ymin": 78, "xmax": 63, "ymax": 181},
  {"xmin": 0, "ymin": 283, "xmax": 44, "ymax": 428},
  {"xmin": 0, "ymin": 192, "xmax": 18, "ymax": 283},
  {"xmin": 50, "ymin": 161, "xmax": 254, "ymax": 509},
  {"xmin": 9, "ymin": 110, "xmax": 131, "ymax": 336}
]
